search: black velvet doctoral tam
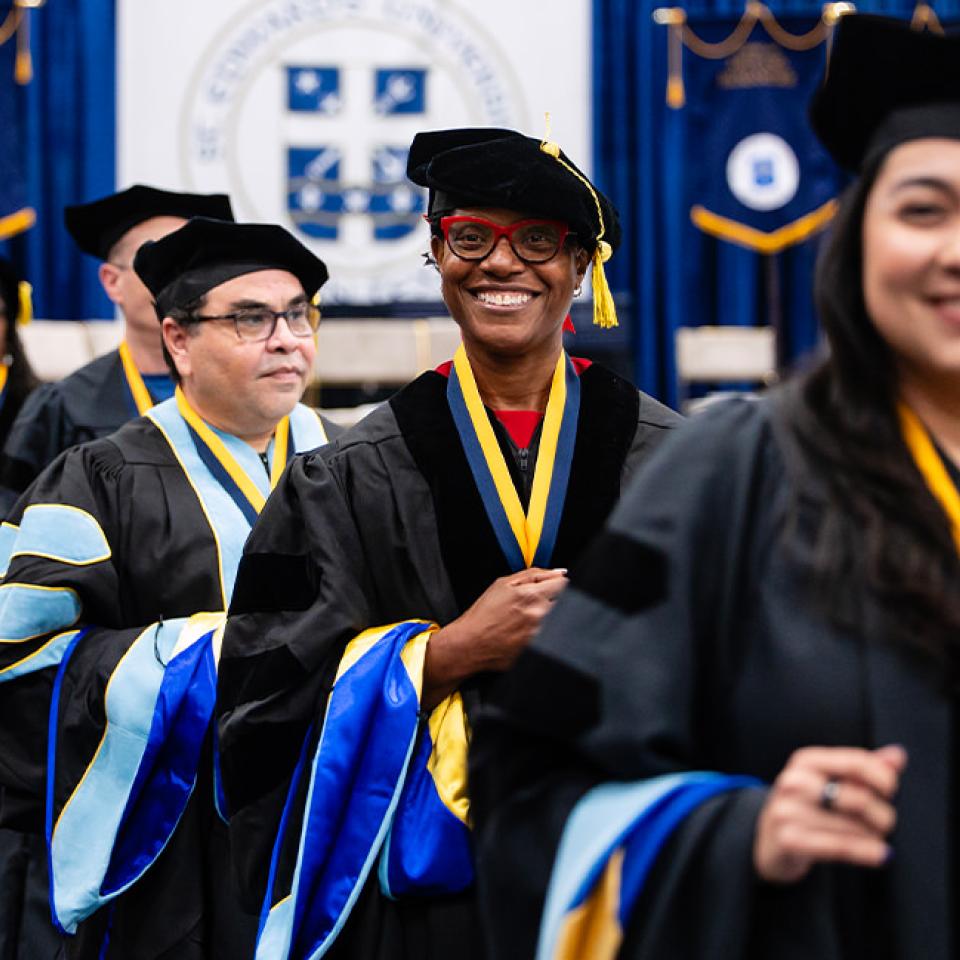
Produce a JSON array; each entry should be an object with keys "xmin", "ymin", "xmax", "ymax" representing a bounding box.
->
[
  {"xmin": 407, "ymin": 127, "xmax": 622, "ymax": 254},
  {"xmin": 810, "ymin": 14, "xmax": 960, "ymax": 172},
  {"xmin": 133, "ymin": 218, "xmax": 329, "ymax": 317},
  {"xmin": 64, "ymin": 184, "xmax": 235, "ymax": 260}
]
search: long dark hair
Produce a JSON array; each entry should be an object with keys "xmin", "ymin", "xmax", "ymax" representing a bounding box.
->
[{"xmin": 780, "ymin": 158, "xmax": 960, "ymax": 669}]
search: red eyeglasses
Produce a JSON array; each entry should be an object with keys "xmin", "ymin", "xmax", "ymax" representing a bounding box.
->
[{"xmin": 436, "ymin": 215, "xmax": 573, "ymax": 263}]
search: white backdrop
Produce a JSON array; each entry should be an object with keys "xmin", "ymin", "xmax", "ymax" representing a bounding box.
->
[{"xmin": 118, "ymin": 0, "xmax": 592, "ymax": 304}]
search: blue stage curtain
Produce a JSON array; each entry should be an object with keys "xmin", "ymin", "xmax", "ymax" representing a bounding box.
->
[
  {"xmin": 594, "ymin": 0, "xmax": 960, "ymax": 406},
  {"xmin": 0, "ymin": 5, "xmax": 33, "ymax": 242},
  {"xmin": 0, "ymin": 0, "xmax": 115, "ymax": 321}
]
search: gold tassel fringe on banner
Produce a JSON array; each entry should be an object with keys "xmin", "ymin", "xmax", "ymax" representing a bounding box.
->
[{"xmin": 0, "ymin": 1, "xmax": 45, "ymax": 86}]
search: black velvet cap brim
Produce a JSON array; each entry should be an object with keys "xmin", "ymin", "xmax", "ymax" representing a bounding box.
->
[
  {"xmin": 132, "ymin": 218, "xmax": 329, "ymax": 317},
  {"xmin": 406, "ymin": 127, "xmax": 621, "ymax": 253},
  {"xmin": 64, "ymin": 185, "xmax": 235, "ymax": 261},
  {"xmin": 810, "ymin": 15, "xmax": 960, "ymax": 172}
]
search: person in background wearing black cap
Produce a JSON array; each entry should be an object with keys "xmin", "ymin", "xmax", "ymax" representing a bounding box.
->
[
  {"xmin": 469, "ymin": 14, "xmax": 960, "ymax": 960},
  {"xmin": 0, "ymin": 185, "xmax": 234, "ymax": 511},
  {"xmin": 0, "ymin": 257, "xmax": 39, "ymax": 447},
  {"xmin": 216, "ymin": 129, "xmax": 679, "ymax": 959},
  {"xmin": 0, "ymin": 217, "xmax": 338, "ymax": 959}
]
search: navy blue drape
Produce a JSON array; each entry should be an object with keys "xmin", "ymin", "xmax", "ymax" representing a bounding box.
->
[
  {"xmin": 0, "ymin": 5, "xmax": 32, "ymax": 242},
  {"xmin": 594, "ymin": 0, "xmax": 960, "ymax": 406},
  {"xmin": 0, "ymin": 0, "xmax": 115, "ymax": 321}
]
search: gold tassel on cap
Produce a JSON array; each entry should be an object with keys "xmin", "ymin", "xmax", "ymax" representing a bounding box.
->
[
  {"xmin": 590, "ymin": 241, "xmax": 617, "ymax": 329},
  {"xmin": 17, "ymin": 280, "xmax": 32, "ymax": 326},
  {"xmin": 538, "ymin": 135, "xmax": 619, "ymax": 329}
]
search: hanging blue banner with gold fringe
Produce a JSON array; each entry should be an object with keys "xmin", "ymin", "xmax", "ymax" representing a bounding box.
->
[
  {"xmin": 664, "ymin": 8, "xmax": 841, "ymax": 254},
  {"xmin": 0, "ymin": 2, "xmax": 35, "ymax": 240},
  {"xmin": 650, "ymin": 4, "xmax": 852, "ymax": 402}
]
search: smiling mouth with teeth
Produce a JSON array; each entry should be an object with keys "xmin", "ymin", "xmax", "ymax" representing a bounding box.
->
[{"xmin": 475, "ymin": 291, "xmax": 533, "ymax": 306}]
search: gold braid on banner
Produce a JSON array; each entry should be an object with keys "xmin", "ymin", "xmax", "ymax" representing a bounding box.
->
[
  {"xmin": 0, "ymin": 7, "xmax": 23, "ymax": 47},
  {"xmin": 653, "ymin": 2, "xmax": 855, "ymax": 108},
  {"xmin": 0, "ymin": 0, "xmax": 43, "ymax": 238}
]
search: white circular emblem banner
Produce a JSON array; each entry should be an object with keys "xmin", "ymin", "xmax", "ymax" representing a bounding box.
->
[{"xmin": 725, "ymin": 133, "xmax": 800, "ymax": 213}]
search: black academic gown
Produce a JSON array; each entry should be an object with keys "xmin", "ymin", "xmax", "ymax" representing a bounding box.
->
[
  {"xmin": 0, "ymin": 378, "xmax": 32, "ymax": 455},
  {"xmin": 470, "ymin": 394, "xmax": 953, "ymax": 960},
  {"xmin": 217, "ymin": 362, "xmax": 681, "ymax": 960},
  {"xmin": 0, "ymin": 404, "xmax": 341, "ymax": 960},
  {"xmin": 0, "ymin": 351, "xmax": 135, "ymax": 514}
]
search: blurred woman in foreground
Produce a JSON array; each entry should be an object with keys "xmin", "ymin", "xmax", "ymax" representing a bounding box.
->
[{"xmin": 472, "ymin": 15, "xmax": 960, "ymax": 960}]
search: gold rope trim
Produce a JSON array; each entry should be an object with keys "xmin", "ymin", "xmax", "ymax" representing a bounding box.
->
[
  {"xmin": 690, "ymin": 198, "xmax": 838, "ymax": 254},
  {"xmin": 653, "ymin": 2, "xmax": 832, "ymax": 58},
  {"xmin": 749, "ymin": 4, "xmax": 827, "ymax": 52},
  {"xmin": 0, "ymin": 207, "xmax": 35, "ymax": 241},
  {"xmin": 654, "ymin": 2, "xmax": 853, "ymax": 108},
  {"xmin": 0, "ymin": 6, "xmax": 23, "ymax": 47},
  {"xmin": 684, "ymin": 7, "xmax": 757, "ymax": 57}
]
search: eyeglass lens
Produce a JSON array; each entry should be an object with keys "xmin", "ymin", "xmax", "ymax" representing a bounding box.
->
[{"xmin": 234, "ymin": 304, "xmax": 319, "ymax": 342}]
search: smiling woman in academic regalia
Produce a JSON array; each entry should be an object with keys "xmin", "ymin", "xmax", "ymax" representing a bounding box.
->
[
  {"xmin": 216, "ymin": 129, "xmax": 681, "ymax": 959},
  {"xmin": 469, "ymin": 15, "xmax": 960, "ymax": 960}
]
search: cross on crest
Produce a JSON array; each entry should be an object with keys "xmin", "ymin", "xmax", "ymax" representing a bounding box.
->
[{"xmin": 286, "ymin": 65, "xmax": 431, "ymax": 243}]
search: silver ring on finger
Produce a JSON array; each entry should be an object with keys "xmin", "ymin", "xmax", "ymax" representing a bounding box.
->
[{"xmin": 820, "ymin": 777, "xmax": 841, "ymax": 811}]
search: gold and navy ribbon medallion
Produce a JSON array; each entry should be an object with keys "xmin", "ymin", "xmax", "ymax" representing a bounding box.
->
[
  {"xmin": 898, "ymin": 401, "xmax": 960, "ymax": 552},
  {"xmin": 446, "ymin": 345, "xmax": 580, "ymax": 571},
  {"xmin": 118, "ymin": 340, "xmax": 156, "ymax": 416},
  {"xmin": 175, "ymin": 387, "xmax": 291, "ymax": 525}
]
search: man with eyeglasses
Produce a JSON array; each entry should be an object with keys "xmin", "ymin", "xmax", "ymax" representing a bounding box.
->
[
  {"xmin": 0, "ymin": 185, "xmax": 235, "ymax": 514},
  {"xmin": 0, "ymin": 217, "xmax": 339, "ymax": 958}
]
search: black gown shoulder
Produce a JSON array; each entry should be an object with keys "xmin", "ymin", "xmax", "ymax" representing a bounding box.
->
[{"xmin": 0, "ymin": 350, "xmax": 131, "ymax": 508}]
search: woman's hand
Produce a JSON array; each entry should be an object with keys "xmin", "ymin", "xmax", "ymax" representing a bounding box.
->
[
  {"xmin": 421, "ymin": 567, "xmax": 568, "ymax": 707},
  {"xmin": 753, "ymin": 744, "xmax": 908, "ymax": 884}
]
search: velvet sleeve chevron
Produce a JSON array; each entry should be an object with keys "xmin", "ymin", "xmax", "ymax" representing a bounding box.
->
[
  {"xmin": 217, "ymin": 449, "xmax": 378, "ymax": 911},
  {"xmin": 0, "ymin": 443, "xmax": 226, "ymax": 935},
  {"xmin": 0, "ymin": 447, "xmax": 128, "ymax": 818},
  {"xmin": 218, "ymin": 436, "xmax": 476, "ymax": 938},
  {"xmin": 471, "ymin": 399, "xmax": 780, "ymax": 960}
]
